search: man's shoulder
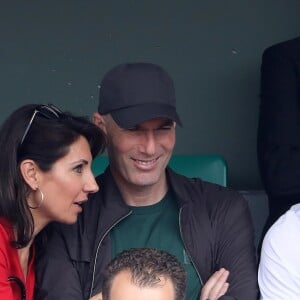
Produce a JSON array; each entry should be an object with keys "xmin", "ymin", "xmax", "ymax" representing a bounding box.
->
[
  {"xmin": 168, "ymin": 169, "xmax": 244, "ymax": 205},
  {"xmin": 266, "ymin": 203, "xmax": 300, "ymax": 240},
  {"xmin": 263, "ymin": 36, "xmax": 300, "ymax": 59},
  {"xmin": 262, "ymin": 204, "xmax": 300, "ymax": 263}
]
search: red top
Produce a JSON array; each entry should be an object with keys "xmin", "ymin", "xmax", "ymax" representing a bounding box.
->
[{"xmin": 0, "ymin": 218, "xmax": 35, "ymax": 300}]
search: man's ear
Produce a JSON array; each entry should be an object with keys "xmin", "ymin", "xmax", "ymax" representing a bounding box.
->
[
  {"xmin": 19, "ymin": 160, "xmax": 39, "ymax": 190},
  {"xmin": 93, "ymin": 112, "xmax": 107, "ymax": 133}
]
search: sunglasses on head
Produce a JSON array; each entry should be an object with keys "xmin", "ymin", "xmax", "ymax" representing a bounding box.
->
[{"xmin": 20, "ymin": 104, "xmax": 63, "ymax": 145}]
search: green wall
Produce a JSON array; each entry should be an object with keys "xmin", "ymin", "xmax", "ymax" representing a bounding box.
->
[{"xmin": 1, "ymin": 1, "xmax": 300, "ymax": 189}]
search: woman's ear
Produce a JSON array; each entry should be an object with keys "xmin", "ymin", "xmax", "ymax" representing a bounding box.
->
[
  {"xmin": 93, "ymin": 112, "xmax": 107, "ymax": 133},
  {"xmin": 19, "ymin": 160, "xmax": 39, "ymax": 190}
]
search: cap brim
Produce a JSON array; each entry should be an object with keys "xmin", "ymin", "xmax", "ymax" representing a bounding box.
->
[{"xmin": 110, "ymin": 103, "xmax": 182, "ymax": 128}]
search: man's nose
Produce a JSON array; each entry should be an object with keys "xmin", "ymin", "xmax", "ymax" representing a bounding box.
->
[{"xmin": 142, "ymin": 131, "xmax": 156, "ymax": 155}]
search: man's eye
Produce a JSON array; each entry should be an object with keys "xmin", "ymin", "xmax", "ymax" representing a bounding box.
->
[
  {"xmin": 127, "ymin": 128, "xmax": 137, "ymax": 131},
  {"xmin": 158, "ymin": 126, "xmax": 172, "ymax": 130},
  {"xmin": 125, "ymin": 127, "xmax": 140, "ymax": 132}
]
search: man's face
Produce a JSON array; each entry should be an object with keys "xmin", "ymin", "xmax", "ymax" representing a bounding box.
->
[
  {"xmin": 103, "ymin": 115, "xmax": 176, "ymax": 193},
  {"xmin": 108, "ymin": 270, "xmax": 175, "ymax": 300}
]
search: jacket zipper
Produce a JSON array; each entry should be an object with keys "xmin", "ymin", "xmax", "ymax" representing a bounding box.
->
[
  {"xmin": 179, "ymin": 207, "xmax": 203, "ymax": 286},
  {"xmin": 89, "ymin": 211, "xmax": 132, "ymax": 298}
]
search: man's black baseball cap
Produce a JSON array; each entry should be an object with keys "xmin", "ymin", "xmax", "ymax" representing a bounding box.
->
[{"xmin": 98, "ymin": 62, "xmax": 182, "ymax": 128}]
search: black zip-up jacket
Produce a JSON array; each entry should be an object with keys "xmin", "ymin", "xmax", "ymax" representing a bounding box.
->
[{"xmin": 35, "ymin": 168, "xmax": 258, "ymax": 300}]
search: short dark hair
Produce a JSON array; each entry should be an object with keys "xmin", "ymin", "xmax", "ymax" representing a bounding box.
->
[
  {"xmin": 0, "ymin": 104, "xmax": 106, "ymax": 248},
  {"xmin": 102, "ymin": 248, "xmax": 186, "ymax": 300}
]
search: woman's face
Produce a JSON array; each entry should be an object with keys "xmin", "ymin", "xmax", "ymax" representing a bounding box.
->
[{"xmin": 34, "ymin": 135, "xmax": 99, "ymax": 225}]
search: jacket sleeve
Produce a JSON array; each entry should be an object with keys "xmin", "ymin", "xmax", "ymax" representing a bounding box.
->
[
  {"xmin": 257, "ymin": 44, "xmax": 300, "ymax": 198},
  {"xmin": 35, "ymin": 225, "xmax": 84, "ymax": 300},
  {"xmin": 213, "ymin": 190, "xmax": 259, "ymax": 300}
]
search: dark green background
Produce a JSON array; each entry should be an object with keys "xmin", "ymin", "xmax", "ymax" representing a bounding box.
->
[{"xmin": 1, "ymin": 1, "xmax": 300, "ymax": 189}]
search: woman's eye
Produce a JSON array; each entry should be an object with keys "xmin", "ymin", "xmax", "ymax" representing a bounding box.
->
[{"xmin": 74, "ymin": 165, "xmax": 83, "ymax": 173}]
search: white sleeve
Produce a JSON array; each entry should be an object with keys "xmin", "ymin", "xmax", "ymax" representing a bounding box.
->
[{"xmin": 258, "ymin": 204, "xmax": 300, "ymax": 300}]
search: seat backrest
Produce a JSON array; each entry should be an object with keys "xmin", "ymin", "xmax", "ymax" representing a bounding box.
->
[
  {"xmin": 239, "ymin": 190, "xmax": 269, "ymax": 250},
  {"xmin": 168, "ymin": 154, "xmax": 227, "ymax": 186},
  {"xmin": 91, "ymin": 156, "xmax": 109, "ymax": 176},
  {"xmin": 92, "ymin": 154, "xmax": 227, "ymax": 187}
]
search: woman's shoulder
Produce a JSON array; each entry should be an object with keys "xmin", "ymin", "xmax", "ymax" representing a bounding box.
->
[{"xmin": 0, "ymin": 218, "xmax": 14, "ymax": 244}]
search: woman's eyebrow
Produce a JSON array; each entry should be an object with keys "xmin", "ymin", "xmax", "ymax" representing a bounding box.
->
[{"xmin": 71, "ymin": 159, "xmax": 89, "ymax": 166}]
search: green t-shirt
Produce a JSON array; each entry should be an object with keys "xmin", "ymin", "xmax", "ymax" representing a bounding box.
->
[{"xmin": 110, "ymin": 192, "xmax": 201, "ymax": 300}]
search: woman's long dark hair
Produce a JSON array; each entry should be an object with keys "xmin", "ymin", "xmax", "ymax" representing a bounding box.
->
[{"xmin": 0, "ymin": 104, "xmax": 106, "ymax": 248}]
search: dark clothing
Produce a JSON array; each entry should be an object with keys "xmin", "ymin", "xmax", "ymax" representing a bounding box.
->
[
  {"xmin": 257, "ymin": 37, "xmax": 300, "ymax": 236},
  {"xmin": 35, "ymin": 168, "xmax": 258, "ymax": 300}
]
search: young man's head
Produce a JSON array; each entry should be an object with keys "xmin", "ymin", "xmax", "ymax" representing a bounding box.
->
[
  {"xmin": 101, "ymin": 248, "xmax": 186, "ymax": 300},
  {"xmin": 94, "ymin": 63, "xmax": 182, "ymax": 195}
]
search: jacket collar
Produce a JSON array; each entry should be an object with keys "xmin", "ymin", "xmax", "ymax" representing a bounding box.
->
[{"xmin": 99, "ymin": 166, "xmax": 195, "ymax": 209}]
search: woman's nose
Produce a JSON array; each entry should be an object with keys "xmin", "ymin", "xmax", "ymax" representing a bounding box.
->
[{"xmin": 84, "ymin": 171, "xmax": 99, "ymax": 194}]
